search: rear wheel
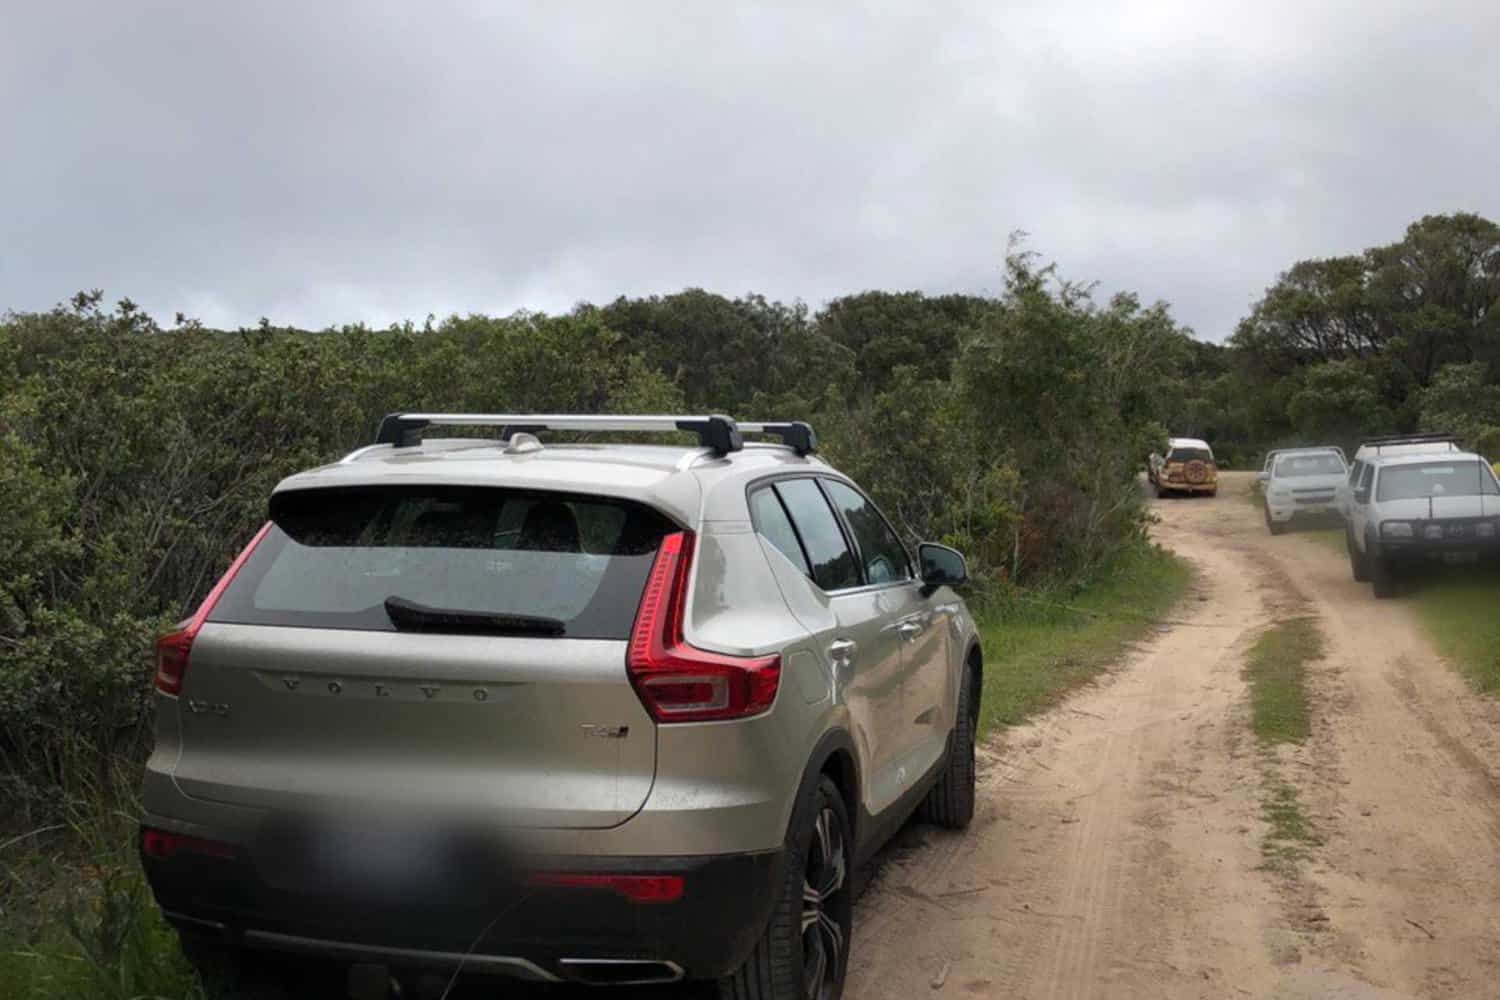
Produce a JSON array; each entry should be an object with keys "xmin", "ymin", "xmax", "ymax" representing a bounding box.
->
[
  {"xmin": 720, "ymin": 776, "xmax": 852, "ymax": 1000},
  {"xmin": 918, "ymin": 664, "xmax": 976, "ymax": 830}
]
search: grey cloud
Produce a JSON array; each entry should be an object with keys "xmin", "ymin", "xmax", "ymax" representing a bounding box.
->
[{"xmin": 2, "ymin": 0, "xmax": 1497, "ymax": 339}]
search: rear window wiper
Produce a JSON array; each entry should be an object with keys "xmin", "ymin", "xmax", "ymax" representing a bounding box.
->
[{"xmin": 383, "ymin": 596, "xmax": 565, "ymax": 636}]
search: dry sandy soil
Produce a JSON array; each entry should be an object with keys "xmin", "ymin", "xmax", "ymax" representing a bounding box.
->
[{"xmin": 846, "ymin": 470, "xmax": 1500, "ymax": 1000}]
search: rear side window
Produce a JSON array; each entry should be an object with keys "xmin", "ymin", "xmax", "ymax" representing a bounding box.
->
[
  {"xmin": 771, "ymin": 479, "xmax": 861, "ymax": 591},
  {"xmin": 821, "ymin": 480, "xmax": 912, "ymax": 584},
  {"xmin": 1168, "ymin": 447, "xmax": 1213, "ymax": 463},
  {"xmin": 209, "ymin": 486, "xmax": 675, "ymax": 638},
  {"xmin": 749, "ymin": 487, "xmax": 812, "ymax": 577}
]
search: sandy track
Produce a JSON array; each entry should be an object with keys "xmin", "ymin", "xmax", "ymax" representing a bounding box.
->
[{"xmin": 846, "ymin": 471, "xmax": 1500, "ymax": 1000}]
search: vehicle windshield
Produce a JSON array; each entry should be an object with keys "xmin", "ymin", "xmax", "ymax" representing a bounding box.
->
[
  {"xmin": 209, "ymin": 485, "xmax": 675, "ymax": 637},
  {"xmin": 1274, "ymin": 454, "xmax": 1345, "ymax": 478},
  {"xmin": 1168, "ymin": 448, "xmax": 1213, "ymax": 463},
  {"xmin": 1375, "ymin": 462, "xmax": 1500, "ymax": 502}
]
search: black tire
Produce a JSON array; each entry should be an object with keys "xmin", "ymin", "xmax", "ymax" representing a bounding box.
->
[
  {"xmin": 1371, "ymin": 553, "xmax": 1397, "ymax": 599},
  {"xmin": 1348, "ymin": 529, "xmax": 1370, "ymax": 582},
  {"xmin": 918, "ymin": 666, "xmax": 976, "ymax": 830},
  {"xmin": 1265, "ymin": 507, "xmax": 1286, "ymax": 535},
  {"xmin": 720, "ymin": 776, "xmax": 852, "ymax": 1000}
]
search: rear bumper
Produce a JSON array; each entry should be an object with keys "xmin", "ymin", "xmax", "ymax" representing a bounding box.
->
[
  {"xmin": 1161, "ymin": 480, "xmax": 1217, "ymax": 493},
  {"xmin": 141, "ymin": 827, "xmax": 783, "ymax": 982}
]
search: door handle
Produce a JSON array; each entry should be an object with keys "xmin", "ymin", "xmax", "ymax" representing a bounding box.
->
[
  {"xmin": 828, "ymin": 639, "xmax": 857, "ymax": 666},
  {"xmin": 897, "ymin": 621, "xmax": 923, "ymax": 640}
]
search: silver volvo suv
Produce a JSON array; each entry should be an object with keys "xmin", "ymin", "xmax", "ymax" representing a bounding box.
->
[{"xmin": 140, "ymin": 413, "xmax": 981, "ymax": 999}]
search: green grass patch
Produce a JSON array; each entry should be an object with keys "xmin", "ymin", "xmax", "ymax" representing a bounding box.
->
[
  {"xmin": 975, "ymin": 543, "xmax": 1191, "ymax": 739},
  {"xmin": 1410, "ymin": 571, "xmax": 1500, "ymax": 694},
  {"xmin": 1243, "ymin": 617, "xmax": 1322, "ymax": 745},
  {"xmin": 1, "ymin": 803, "xmax": 208, "ymax": 1000},
  {"xmin": 1260, "ymin": 781, "xmax": 1319, "ymax": 865}
]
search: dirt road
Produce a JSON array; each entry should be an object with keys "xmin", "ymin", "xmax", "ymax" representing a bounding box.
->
[{"xmin": 847, "ymin": 471, "xmax": 1500, "ymax": 1000}]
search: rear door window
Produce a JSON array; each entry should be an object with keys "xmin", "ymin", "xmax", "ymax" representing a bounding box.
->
[
  {"xmin": 772, "ymin": 479, "xmax": 862, "ymax": 591},
  {"xmin": 1168, "ymin": 447, "xmax": 1213, "ymax": 463},
  {"xmin": 821, "ymin": 480, "xmax": 912, "ymax": 585},
  {"xmin": 209, "ymin": 486, "xmax": 674, "ymax": 638},
  {"xmin": 749, "ymin": 487, "xmax": 813, "ymax": 577}
]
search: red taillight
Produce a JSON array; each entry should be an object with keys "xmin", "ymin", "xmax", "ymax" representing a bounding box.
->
[
  {"xmin": 526, "ymin": 872, "xmax": 685, "ymax": 904},
  {"xmin": 627, "ymin": 531, "xmax": 780, "ymax": 723},
  {"xmin": 140, "ymin": 827, "xmax": 237, "ymax": 861},
  {"xmin": 154, "ymin": 521, "xmax": 273, "ymax": 696}
]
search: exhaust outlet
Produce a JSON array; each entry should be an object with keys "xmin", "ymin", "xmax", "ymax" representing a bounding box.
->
[{"xmin": 557, "ymin": 958, "xmax": 685, "ymax": 985}]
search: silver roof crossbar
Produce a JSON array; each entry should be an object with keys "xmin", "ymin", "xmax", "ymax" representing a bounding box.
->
[
  {"xmin": 374, "ymin": 412, "xmax": 745, "ymax": 454},
  {"xmin": 739, "ymin": 421, "xmax": 817, "ymax": 456}
]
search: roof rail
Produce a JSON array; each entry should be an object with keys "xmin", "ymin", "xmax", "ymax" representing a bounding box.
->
[
  {"xmin": 1360, "ymin": 432, "xmax": 1461, "ymax": 452},
  {"xmin": 373, "ymin": 413, "xmax": 745, "ymax": 455},
  {"xmin": 739, "ymin": 421, "xmax": 818, "ymax": 456}
]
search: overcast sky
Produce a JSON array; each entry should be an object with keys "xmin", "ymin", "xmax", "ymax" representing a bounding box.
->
[{"xmin": 3, "ymin": 1, "xmax": 1497, "ymax": 340}]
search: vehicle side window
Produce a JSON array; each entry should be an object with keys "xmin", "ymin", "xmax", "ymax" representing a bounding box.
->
[
  {"xmin": 821, "ymin": 479, "xmax": 912, "ymax": 585},
  {"xmin": 748, "ymin": 487, "xmax": 812, "ymax": 578},
  {"xmin": 1359, "ymin": 465, "xmax": 1374, "ymax": 494},
  {"xmin": 773, "ymin": 479, "xmax": 862, "ymax": 591},
  {"xmin": 1347, "ymin": 460, "xmax": 1363, "ymax": 486}
]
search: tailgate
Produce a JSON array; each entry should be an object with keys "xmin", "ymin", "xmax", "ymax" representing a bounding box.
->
[{"xmin": 173, "ymin": 624, "xmax": 655, "ymax": 828}]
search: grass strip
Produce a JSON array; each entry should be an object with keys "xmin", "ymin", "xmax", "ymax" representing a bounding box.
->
[
  {"xmin": 975, "ymin": 543, "xmax": 1191, "ymax": 740},
  {"xmin": 1243, "ymin": 617, "xmax": 1321, "ymax": 745}
]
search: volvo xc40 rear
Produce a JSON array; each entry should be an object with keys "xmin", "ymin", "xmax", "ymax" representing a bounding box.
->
[{"xmin": 140, "ymin": 414, "xmax": 981, "ymax": 999}]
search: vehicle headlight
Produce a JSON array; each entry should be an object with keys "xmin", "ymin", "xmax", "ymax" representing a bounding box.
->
[
  {"xmin": 1423, "ymin": 523, "xmax": 1444, "ymax": 540},
  {"xmin": 1478, "ymin": 521, "xmax": 1496, "ymax": 538},
  {"xmin": 1381, "ymin": 521, "xmax": 1413, "ymax": 538}
]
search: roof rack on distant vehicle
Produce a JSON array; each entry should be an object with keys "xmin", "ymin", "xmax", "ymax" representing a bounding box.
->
[
  {"xmin": 373, "ymin": 412, "xmax": 817, "ymax": 456},
  {"xmin": 1358, "ymin": 432, "xmax": 1460, "ymax": 452}
]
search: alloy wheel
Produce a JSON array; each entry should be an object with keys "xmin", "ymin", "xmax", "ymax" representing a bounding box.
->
[{"xmin": 800, "ymin": 805, "xmax": 849, "ymax": 999}]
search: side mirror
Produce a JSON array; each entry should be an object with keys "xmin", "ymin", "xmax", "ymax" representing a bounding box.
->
[
  {"xmin": 1256, "ymin": 471, "xmax": 1270, "ymax": 483},
  {"xmin": 918, "ymin": 542, "xmax": 968, "ymax": 589}
]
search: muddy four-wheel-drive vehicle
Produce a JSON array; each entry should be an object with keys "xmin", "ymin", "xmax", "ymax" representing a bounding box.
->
[{"xmin": 1148, "ymin": 438, "xmax": 1218, "ymax": 497}]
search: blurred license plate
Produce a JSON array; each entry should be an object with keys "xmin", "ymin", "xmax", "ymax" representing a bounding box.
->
[
  {"xmin": 1443, "ymin": 551, "xmax": 1479, "ymax": 565},
  {"xmin": 1300, "ymin": 505, "xmax": 1327, "ymax": 515}
]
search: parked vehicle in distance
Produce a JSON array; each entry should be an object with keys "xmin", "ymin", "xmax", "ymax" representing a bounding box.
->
[
  {"xmin": 1262, "ymin": 445, "xmax": 1345, "ymax": 477},
  {"xmin": 1258, "ymin": 448, "xmax": 1348, "ymax": 534},
  {"xmin": 139, "ymin": 412, "xmax": 981, "ymax": 1000},
  {"xmin": 1345, "ymin": 447, "xmax": 1500, "ymax": 597},
  {"xmin": 1337, "ymin": 433, "xmax": 1463, "ymax": 521},
  {"xmin": 1149, "ymin": 437, "xmax": 1219, "ymax": 497}
]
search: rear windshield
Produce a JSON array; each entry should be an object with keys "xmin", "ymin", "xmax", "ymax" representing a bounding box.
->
[
  {"xmin": 1168, "ymin": 448, "xmax": 1213, "ymax": 463},
  {"xmin": 1274, "ymin": 454, "xmax": 1345, "ymax": 478},
  {"xmin": 209, "ymin": 486, "xmax": 675, "ymax": 638},
  {"xmin": 1375, "ymin": 462, "xmax": 1500, "ymax": 502}
]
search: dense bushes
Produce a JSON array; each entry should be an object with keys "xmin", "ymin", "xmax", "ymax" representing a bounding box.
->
[
  {"xmin": 1190, "ymin": 212, "xmax": 1500, "ymax": 460},
  {"xmin": 0, "ymin": 253, "xmax": 1189, "ymax": 806}
]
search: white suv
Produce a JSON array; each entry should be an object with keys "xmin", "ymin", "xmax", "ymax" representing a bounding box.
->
[
  {"xmin": 1345, "ymin": 448, "xmax": 1500, "ymax": 597},
  {"xmin": 1336, "ymin": 434, "xmax": 1462, "ymax": 521},
  {"xmin": 1259, "ymin": 448, "xmax": 1347, "ymax": 535}
]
